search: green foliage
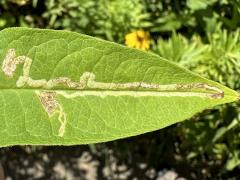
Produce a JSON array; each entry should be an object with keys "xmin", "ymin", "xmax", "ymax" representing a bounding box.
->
[
  {"xmin": 187, "ymin": 0, "xmax": 218, "ymax": 11},
  {"xmin": 153, "ymin": 32, "xmax": 207, "ymax": 65},
  {"xmin": 145, "ymin": 0, "xmax": 240, "ymax": 35},
  {"xmin": 43, "ymin": 0, "xmax": 150, "ymax": 42}
]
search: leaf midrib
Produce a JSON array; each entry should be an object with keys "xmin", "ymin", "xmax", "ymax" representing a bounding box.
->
[{"xmin": 0, "ymin": 87, "xmax": 236, "ymax": 99}]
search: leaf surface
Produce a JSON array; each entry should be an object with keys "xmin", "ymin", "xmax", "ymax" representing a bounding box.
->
[{"xmin": 0, "ymin": 27, "xmax": 238, "ymax": 146}]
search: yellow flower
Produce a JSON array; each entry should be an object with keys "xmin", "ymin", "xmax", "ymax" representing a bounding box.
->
[{"xmin": 125, "ymin": 30, "xmax": 150, "ymax": 50}]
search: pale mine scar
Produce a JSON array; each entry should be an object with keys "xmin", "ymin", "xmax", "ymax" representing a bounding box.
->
[
  {"xmin": 38, "ymin": 91, "xmax": 58, "ymax": 117},
  {"xmin": 37, "ymin": 91, "xmax": 66, "ymax": 137},
  {"xmin": 1, "ymin": 49, "xmax": 224, "ymax": 98},
  {"xmin": 1, "ymin": 48, "xmax": 225, "ymax": 136}
]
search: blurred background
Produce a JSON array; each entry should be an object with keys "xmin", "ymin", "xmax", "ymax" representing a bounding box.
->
[{"xmin": 1, "ymin": 0, "xmax": 240, "ymax": 179}]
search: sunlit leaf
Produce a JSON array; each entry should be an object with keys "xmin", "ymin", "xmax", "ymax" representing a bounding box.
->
[{"xmin": 0, "ymin": 27, "xmax": 238, "ymax": 146}]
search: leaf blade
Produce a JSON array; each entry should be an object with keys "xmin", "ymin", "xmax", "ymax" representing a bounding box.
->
[{"xmin": 0, "ymin": 27, "xmax": 238, "ymax": 146}]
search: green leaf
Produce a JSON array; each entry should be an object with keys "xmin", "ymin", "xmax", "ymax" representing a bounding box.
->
[
  {"xmin": 0, "ymin": 27, "xmax": 238, "ymax": 147},
  {"xmin": 226, "ymin": 150, "xmax": 240, "ymax": 171},
  {"xmin": 187, "ymin": 0, "xmax": 217, "ymax": 11}
]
